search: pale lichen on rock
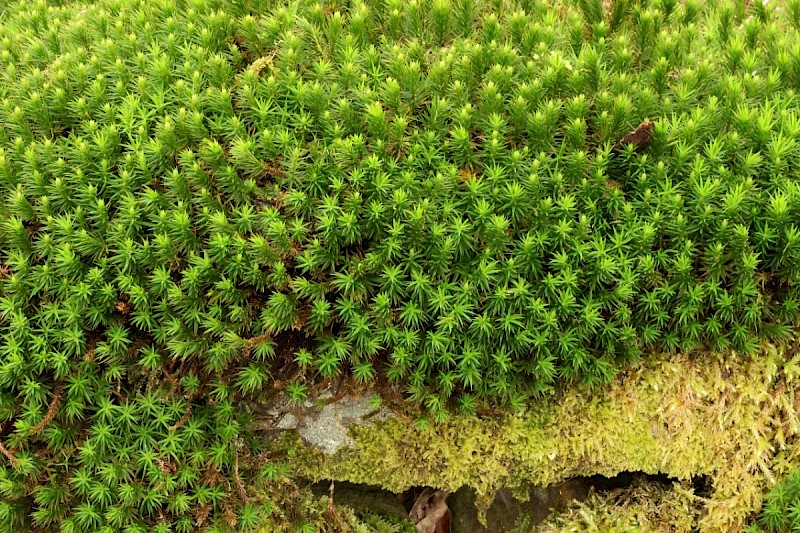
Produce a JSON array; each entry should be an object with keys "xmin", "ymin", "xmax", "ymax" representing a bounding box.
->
[{"xmin": 256, "ymin": 388, "xmax": 395, "ymax": 455}]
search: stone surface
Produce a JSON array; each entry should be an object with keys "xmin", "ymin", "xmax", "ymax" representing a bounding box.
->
[{"xmin": 255, "ymin": 389, "xmax": 394, "ymax": 455}]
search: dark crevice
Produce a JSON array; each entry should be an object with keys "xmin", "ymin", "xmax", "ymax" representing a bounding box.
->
[{"xmin": 304, "ymin": 472, "xmax": 712, "ymax": 532}]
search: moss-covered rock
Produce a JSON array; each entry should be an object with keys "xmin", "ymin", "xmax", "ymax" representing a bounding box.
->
[{"xmin": 283, "ymin": 344, "xmax": 800, "ymax": 530}]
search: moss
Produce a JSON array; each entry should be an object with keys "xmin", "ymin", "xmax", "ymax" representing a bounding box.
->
[
  {"xmin": 289, "ymin": 344, "xmax": 800, "ymax": 530},
  {"xmin": 250, "ymin": 477, "xmax": 415, "ymax": 533},
  {"xmin": 354, "ymin": 513, "xmax": 417, "ymax": 533},
  {"xmin": 525, "ymin": 477, "xmax": 700, "ymax": 532}
]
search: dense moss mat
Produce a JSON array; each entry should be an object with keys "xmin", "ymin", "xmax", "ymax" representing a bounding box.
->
[
  {"xmin": 292, "ymin": 345, "xmax": 800, "ymax": 531},
  {"xmin": 2, "ymin": 0, "xmax": 800, "ymax": 530},
  {"xmin": 525, "ymin": 478, "xmax": 700, "ymax": 532}
]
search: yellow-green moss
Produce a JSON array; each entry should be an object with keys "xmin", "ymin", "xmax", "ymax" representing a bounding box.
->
[
  {"xmin": 290, "ymin": 344, "xmax": 800, "ymax": 531},
  {"xmin": 250, "ymin": 477, "xmax": 415, "ymax": 533},
  {"xmin": 525, "ymin": 477, "xmax": 700, "ymax": 533}
]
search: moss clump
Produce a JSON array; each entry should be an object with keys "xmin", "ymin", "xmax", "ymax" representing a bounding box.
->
[
  {"xmin": 3, "ymin": 0, "xmax": 800, "ymax": 529},
  {"xmin": 748, "ymin": 470, "xmax": 800, "ymax": 533},
  {"xmin": 525, "ymin": 477, "xmax": 700, "ymax": 532},
  {"xmin": 292, "ymin": 344, "xmax": 800, "ymax": 530},
  {"xmin": 248, "ymin": 481, "xmax": 416, "ymax": 533}
]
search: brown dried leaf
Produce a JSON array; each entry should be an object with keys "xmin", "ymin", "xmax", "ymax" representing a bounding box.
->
[
  {"xmin": 410, "ymin": 489, "xmax": 451, "ymax": 533},
  {"xmin": 612, "ymin": 121, "xmax": 655, "ymax": 154}
]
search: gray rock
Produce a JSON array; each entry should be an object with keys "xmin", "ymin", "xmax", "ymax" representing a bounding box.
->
[
  {"xmin": 255, "ymin": 389, "xmax": 394, "ymax": 455},
  {"xmin": 276, "ymin": 413, "xmax": 297, "ymax": 430}
]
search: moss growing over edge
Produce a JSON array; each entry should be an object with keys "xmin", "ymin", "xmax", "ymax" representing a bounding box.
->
[
  {"xmin": 286, "ymin": 344, "xmax": 800, "ymax": 531},
  {"xmin": 528, "ymin": 477, "xmax": 700, "ymax": 532}
]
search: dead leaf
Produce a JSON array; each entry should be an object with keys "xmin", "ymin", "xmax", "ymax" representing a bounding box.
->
[
  {"xmin": 612, "ymin": 120, "xmax": 655, "ymax": 154},
  {"xmin": 410, "ymin": 488, "xmax": 451, "ymax": 533}
]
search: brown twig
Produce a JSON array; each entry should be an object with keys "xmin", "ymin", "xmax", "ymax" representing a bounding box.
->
[
  {"xmin": 167, "ymin": 400, "xmax": 192, "ymax": 432},
  {"xmin": 30, "ymin": 387, "xmax": 62, "ymax": 434},
  {"xmin": 0, "ymin": 441, "xmax": 19, "ymax": 467},
  {"xmin": 242, "ymin": 332, "xmax": 271, "ymax": 358},
  {"xmin": 327, "ymin": 480, "xmax": 335, "ymax": 516},
  {"xmin": 163, "ymin": 369, "xmax": 179, "ymax": 394},
  {"xmin": 234, "ymin": 451, "xmax": 250, "ymax": 502},
  {"xmin": 109, "ymin": 389, "xmax": 125, "ymax": 401},
  {"xmin": 325, "ymin": 373, "xmax": 350, "ymax": 404},
  {"xmin": 244, "ymin": 333, "xmax": 272, "ymax": 346}
]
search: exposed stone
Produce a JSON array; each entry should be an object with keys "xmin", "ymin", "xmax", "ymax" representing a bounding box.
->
[
  {"xmin": 276, "ymin": 413, "xmax": 297, "ymax": 430},
  {"xmin": 255, "ymin": 389, "xmax": 394, "ymax": 455}
]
